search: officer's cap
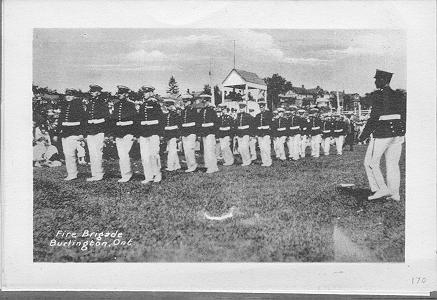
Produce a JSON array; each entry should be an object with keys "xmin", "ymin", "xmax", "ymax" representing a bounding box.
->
[
  {"xmin": 140, "ymin": 85, "xmax": 155, "ymax": 93},
  {"xmin": 182, "ymin": 93, "xmax": 194, "ymax": 101},
  {"xmin": 374, "ymin": 69, "xmax": 393, "ymax": 82},
  {"xmin": 277, "ymin": 108, "xmax": 285, "ymax": 112},
  {"xmin": 258, "ymin": 100, "xmax": 267, "ymax": 106},
  {"xmin": 199, "ymin": 94, "xmax": 212, "ymax": 102},
  {"xmin": 297, "ymin": 109, "xmax": 306, "ymax": 113},
  {"xmin": 238, "ymin": 102, "xmax": 247, "ymax": 108},
  {"xmin": 65, "ymin": 88, "xmax": 77, "ymax": 96},
  {"xmin": 273, "ymin": 110, "xmax": 278, "ymax": 114},
  {"xmin": 218, "ymin": 103, "xmax": 227, "ymax": 108},
  {"xmin": 89, "ymin": 84, "xmax": 103, "ymax": 92},
  {"xmin": 116, "ymin": 85, "xmax": 130, "ymax": 94},
  {"xmin": 310, "ymin": 107, "xmax": 319, "ymax": 113}
]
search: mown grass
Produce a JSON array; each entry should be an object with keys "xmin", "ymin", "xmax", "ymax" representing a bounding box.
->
[{"xmin": 33, "ymin": 144, "xmax": 405, "ymax": 262}]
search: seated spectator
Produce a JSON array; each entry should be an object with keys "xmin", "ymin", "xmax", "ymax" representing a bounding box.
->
[{"xmin": 33, "ymin": 125, "xmax": 62, "ymax": 167}]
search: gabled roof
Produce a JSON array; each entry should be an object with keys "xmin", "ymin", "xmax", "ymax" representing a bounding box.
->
[{"xmin": 228, "ymin": 69, "xmax": 266, "ymax": 86}]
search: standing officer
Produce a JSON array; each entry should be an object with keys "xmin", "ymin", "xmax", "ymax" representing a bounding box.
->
[
  {"xmin": 235, "ymin": 102, "xmax": 253, "ymax": 166},
  {"xmin": 137, "ymin": 86, "xmax": 163, "ymax": 184},
  {"xmin": 343, "ymin": 113, "xmax": 355, "ymax": 151},
  {"xmin": 309, "ymin": 108, "xmax": 322, "ymax": 158},
  {"xmin": 298, "ymin": 109, "xmax": 311, "ymax": 158},
  {"xmin": 163, "ymin": 100, "xmax": 181, "ymax": 171},
  {"xmin": 111, "ymin": 85, "xmax": 137, "ymax": 183},
  {"xmin": 287, "ymin": 107, "xmax": 303, "ymax": 161},
  {"xmin": 248, "ymin": 108, "xmax": 258, "ymax": 162},
  {"xmin": 321, "ymin": 113, "xmax": 335, "ymax": 156},
  {"xmin": 253, "ymin": 100, "xmax": 272, "ymax": 166},
  {"xmin": 332, "ymin": 113, "xmax": 346, "ymax": 155},
  {"xmin": 180, "ymin": 93, "xmax": 199, "ymax": 173},
  {"xmin": 217, "ymin": 103, "xmax": 235, "ymax": 166},
  {"xmin": 272, "ymin": 108, "xmax": 288, "ymax": 161},
  {"xmin": 358, "ymin": 69, "xmax": 406, "ymax": 201},
  {"xmin": 85, "ymin": 84, "xmax": 109, "ymax": 181},
  {"xmin": 56, "ymin": 88, "xmax": 85, "ymax": 180},
  {"xmin": 199, "ymin": 94, "xmax": 219, "ymax": 174}
]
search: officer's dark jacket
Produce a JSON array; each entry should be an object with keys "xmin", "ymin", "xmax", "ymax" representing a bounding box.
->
[
  {"xmin": 272, "ymin": 116, "xmax": 288, "ymax": 137},
  {"xmin": 180, "ymin": 106, "xmax": 199, "ymax": 136},
  {"xmin": 217, "ymin": 114, "xmax": 235, "ymax": 138},
  {"xmin": 254, "ymin": 111, "xmax": 273, "ymax": 136},
  {"xmin": 321, "ymin": 119, "xmax": 335, "ymax": 138},
  {"xmin": 235, "ymin": 112, "xmax": 253, "ymax": 137},
  {"xmin": 137, "ymin": 100, "xmax": 164, "ymax": 137},
  {"xmin": 110, "ymin": 100, "xmax": 137, "ymax": 138},
  {"xmin": 301, "ymin": 118, "xmax": 312, "ymax": 136},
  {"xmin": 57, "ymin": 99, "xmax": 85, "ymax": 137},
  {"xmin": 309, "ymin": 116, "xmax": 322, "ymax": 136},
  {"xmin": 361, "ymin": 86, "xmax": 406, "ymax": 140},
  {"xmin": 288, "ymin": 115, "xmax": 303, "ymax": 136},
  {"xmin": 199, "ymin": 106, "xmax": 218, "ymax": 136},
  {"xmin": 332, "ymin": 119, "xmax": 346, "ymax": 137},
  {"xmin": 85, "ymin": 96, "xmax": 110, "ymax": 135},
  {"xmin": 163, "ymin": 111, "xmax": 181, "ymax": 139}
]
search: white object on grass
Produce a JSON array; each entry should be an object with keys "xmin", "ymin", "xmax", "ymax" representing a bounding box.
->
[
  {"xmin": 204, "ymin": 206, "xmax": 237, "ymax": 221},
  {"xmin": 339, "ymin": 183, "xmax": 355, "ymax": 188}
]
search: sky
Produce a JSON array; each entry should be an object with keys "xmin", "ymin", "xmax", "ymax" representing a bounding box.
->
[{"xmin": 33, "ymin": 29, "xmax": 406, "ymax": 96}]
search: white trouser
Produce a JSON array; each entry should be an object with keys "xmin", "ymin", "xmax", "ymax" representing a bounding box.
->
[
  {"xmin": 166, "ymin": 137, "xmax": 181, "ymax": 171},
  {"xmin": 202, "ymin": 134, "xmax": 218, "ymax": 172},
  {"xmin": 219, "ymin": 136, "xmax": 234, "ymax": 166},
  {"xmin": 257, "ymin": 135, "xmax": 272, "ymax": 166},
  {"xmin": 249, "ymin": 136, "xmax": 257, "ymax": 160},
  {"xmin": 86, "ymin": 132, "xmax": 105, "ymax": 178},
  {"xmin": 300, "ymin": 135, "xmax": 308, "ymax": 158},
  {"xmin": 115, "ymin": 134, "xmax": 134, "ymax": 179},
  {"xmin": 310, "ymin": 134, "xmax": 321, "ymax": 157},
  {"xmin": 237, "ymin": 135, "xmax": 251, "ymax": 165},
  {"xmin": 364, "ymin": 136, "xmax": 404, "ymax": 195},
  {"xmin": 323, "ymin": 137, "xmax": 332, "ymax": 155},
  {"xmin": 139, "ymin": 135, "xmax": 161, "ymax": 181},
  {"xmin": 335, "ymin": 135, "xmax": 345, "ymax": 155},
  {"xmin": 274, "ymin": 136, "xmax": 287, "ymax": 160},
  {"xmin": 62, "ymin": 135, "xmax": 81, "ymax": 177},
  {"xmin": 287, "ymin": 134, "xmax": 301, "ymax": 160},
  {"xmin": 182, "ymin": 134, "xmax": 197, "ymax": 170}
]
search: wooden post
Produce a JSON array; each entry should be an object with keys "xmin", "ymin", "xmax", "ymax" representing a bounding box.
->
[
  {"xmin": 222, "ymin": 85, "xmax": 225, "ymax": 103},
  {"xmin": 245, "ymin": 84, "xmax": 249, "ymax": 113}
]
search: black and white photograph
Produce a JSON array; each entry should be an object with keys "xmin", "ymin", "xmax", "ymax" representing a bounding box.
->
[{"xmin": 32, "ymin": 28, "xmax": 407, "ymax": 262}]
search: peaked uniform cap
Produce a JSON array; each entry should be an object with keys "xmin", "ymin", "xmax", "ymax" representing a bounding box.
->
[
  {"xmin": 140, "ymin": 85, "xmax": 155, "ymax": 93},
  {"xmin": 89, "ymin": 84, "xmax": 103, "ymax": 92},
  {"xmin": 65, "ymin": 88, "xmax": 77, "ymax": 96},
  {"xmin": 117, "ymin": 85, "xmax": 130, "ymax": 94},
  {"xmin": 374, "ymin": 69, "xmax": 393, "ymax": 82}
]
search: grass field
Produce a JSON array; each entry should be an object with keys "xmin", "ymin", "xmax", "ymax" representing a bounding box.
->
[{"xmin": 33, "ymin": 143, "xmax": 405, "ymax": 262}]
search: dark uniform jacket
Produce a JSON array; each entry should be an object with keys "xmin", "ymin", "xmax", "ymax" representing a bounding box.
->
[
  {"xmin": 309, "ymin": 116, "xmax": 322, "ymax": 136},
  {"xmin": 301, "ymin": 118, "xmax": 311, "ymax": 136},
  {"xmin": 137, "ymin": 100, "xmax": 163, "ymax": 137},
  {"xmin": 217, "ymin": 114, "xmax": 234, "ymax": 138},
  {"xmin": 110, "ymin": 100, "xmax": 137, "ymax": 138},
  {"xmin": 332, "ymin": 119, "xmax": 346, "ymax": 137},
  {"xmin": 57, "ymin": 99, "xmax": 85, "ymax": 138},
  {"xmin": 235, "ymin": 112, "xmax": 253, "ymax": 137},
  {"xmin": 321, "ymin": 119, "xmax": 335, "ymax": 139},
  {"xmin": 360, "ymin": 86, "xmax": 406, "ymax": 140},
  {"xmin": 272, "ymin": 116, "xmax": 288, "ymax": 137},
  {"xmin": 180, "ymin": 106, "xmax": 199, "ymax": 137},
  {"xmin": 288, "ymin": 115, "xmax": 303, "ymax": 136},
  {"xmin": 163, "ymin": 111, "xmax": 181, "ymax": 139},
  {"xmin": 199, "ymin": 106, "xmax": 218, "ymax": 136},
  {"xmin": 254, "ymin": 111, "xmax": 273, "ymax": 137},
  {"xmin": 85, "ymin": 96, "xmax": 110, "ymax": 135}
]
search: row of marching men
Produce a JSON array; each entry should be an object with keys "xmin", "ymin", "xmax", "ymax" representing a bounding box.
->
[{"xmin": 54, "ymin": 84, "xmax": 349, "ymax": 184}]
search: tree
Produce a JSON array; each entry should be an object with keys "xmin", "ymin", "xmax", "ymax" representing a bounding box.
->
[
  {"xmin": 214, "ymin": 85, "xmax": 222, "ymax": 106},
  {"xmin": 264, "ymin": 74, "xmax": 288, "ymax": 110},
  {"xmin": 167, "ymin": 75, "xmax": 180, "ymax": 96},
  {"xmin": 203, "ymin": 84, "xmax": 211, "ymax": 95}
]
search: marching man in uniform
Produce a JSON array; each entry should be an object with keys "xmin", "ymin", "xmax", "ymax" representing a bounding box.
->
[
  {"xmin": 235, "ymin": 102, "xmax": 253, "ymax": 166},
  {"xmin": 180, "ymin": 93, "xmax": 199, "ymax": 173},
  {"xmin": 111, "ymin": 85, "xmax": 137, "ymax": 183},
  {"xmin": 57, "ymin": 88, "xmax": 85, "ymax": 180},
  {"xmin": 199, "ymin": 94, "xmax": 219, "ymax": 174},
  {"xmin": 272, "ymin": 108, "xmax": 288, "ymax": 161},
  {"xmin": 163, "ymin": 100, "xmax": 181, "ymax": 171},
  {"xmin": 299, "ymin": 109, "xmax": 311, "ymax": 158},
  {"xmin": 137, "ymin": 86, "xmax": 163, "ymax": 184},
  {"xmin": 358, "ymin": 69, "xmax": 406, "ymax": 201},
  {"xmin": 217, "ymin": 103, "xmax": 235, "ymax": 166},
  {"xmin": 253, "ymin": 100, "xmax": 272, "ymax": 167},
  {"xmin": 309, "ymin": 108, "xmax": 322, "ymax": 158},
  {"xmin": 287, "ymin": 107, "xmax": 303, "ymax": 161},
  {"xmin": 333, "ymin": 113, "xmax": 346, "ymax": 155},
  {"xmin": 85, "ymin": 84, "xmax": 109, "ymax": 181},
  {"xmin": 248, "ymin": 108, "xmax": 258, "ymax": 162},
  {"xmin": 321, "ymin": 113, "xmax": 335, "ymax": 156}
]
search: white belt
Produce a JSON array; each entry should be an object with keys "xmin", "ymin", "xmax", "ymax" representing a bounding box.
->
[
  {"xmin": 289, "ymin": 126, "xmax": 299, "ymax": 130},
  {"xmin": 322, "ymin": 130, "xmax": 331, "ymax": 133},
  {"xmin": 257, "ymin": 125, "xmax": 270, "ymax": 130},
  {"xmin": 312, "ymin": 126, "xmax": 320, "ymax": 130},
  {"xmin": 219, "ymin": 126, "xmax": 231, "ymax": 131},
  {"xmin": 302, "ymin": 127, "xmax": 307, "ymax": 130},
  {"xmin": 182, "ymin": 122, "xmax": 196, "ymax": 127},
  {"xmin": 201, "ymin": 122, "xmax": 214, "ymax": 127},
  {"xmin": 238, "ymin": 125, "xmax": 249, "ymax": 130},
  {"xmin": 141, "ymin": 120, "xmax": 159, "ymax": 125},
  {"xmin": 277, "ymin": 128, "xmax": 286, "ymax": 131},
  {"xmin": 62, "ymin": 121, "xmax": 80, "ymax": 126},
  {"xmin": 165, "ymin": 125, "xmax": 178, "ymax": 130},
  {"xmin": 379, "ymin": 114, "xmax": 401, "ymax": 120},
  {"xmin": 145, "ymin": 106, "xmax": 154, "ymax": 109},
  {"xmin": 116, "ymin": 120, "xmax": 133, "ymax": 126},
  {"xmin": 88, "ymin": 118, "xmax": 105, "ymax": 124},
  {"xmin": 334, "ymin": 129, "xmax": 343, "ymax": 132}
]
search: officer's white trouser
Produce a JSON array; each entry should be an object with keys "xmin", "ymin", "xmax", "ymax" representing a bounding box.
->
[
  {"xmin": 166, "ymin": 137, "xmax": 181, "ymax": 171},
  {"xmin": 287, "ymin": 134, "xmax": 301, "ymax": 160},
  {"xmin": 335, "ymin": 135, "xmax": 345, "ymax": 155},
  {"xmin": 364, "ymin": 136, "xmax": 404, "ymax": 195},
  {"xmin": 249, "ymin": 136, "xmax": 257, "ymax": 160},
  {"xmin": 86, "ymin": 132, "xmax": 105, "ymax": 178},
  {"xmin": 300, "ymin": 135, "xmax": 308, "ymax": 158},
  {"xmin": 311, "ymin": 134, "xmax": 321, "ymax": 157},
  {"xmin": 139, "ymin": 135, "xmax": 161, "ymax": 181},
  {"xmin": 257, "ymin": 135, "xmax": 272, "ymax": 166},
  {"xmin": 274, "ymin": 136, "xmax": 287, "ymax": 160},
  {"xmin": 182, "ymin": 134, "xmax": 197, "ymax": 170},
  {"xmin": 237, "ymin": 135, "xmax": 251, "ymax": 165},
  {"xmin": 202, "ymin": 134, "xmax": 218, "ymax": 172},
  {"xmin": 219, "ymin": 136, "xmax": 234, "ymax": 166},
  {"xmin": 323, "ymin": 137, "xmax": 331, "ymax": 155},
  {"xmin": 62, "ymin": 135, "xmax": 81, "ymax": 177},
  {"xmin": 116, "ymin": 134, "xmax": 134, "ymax": 179}
]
